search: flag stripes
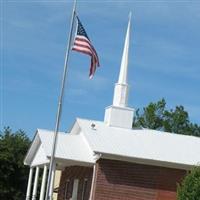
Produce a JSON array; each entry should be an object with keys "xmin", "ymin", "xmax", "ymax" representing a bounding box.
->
[{"xmin": 72, "ymin": 16, "xmax": 100, "ymax": 79}]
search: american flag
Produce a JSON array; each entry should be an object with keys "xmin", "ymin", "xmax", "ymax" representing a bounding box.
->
[{"xmin": 72, "ymin": 16, "xmax": 100, "ymax": 79}]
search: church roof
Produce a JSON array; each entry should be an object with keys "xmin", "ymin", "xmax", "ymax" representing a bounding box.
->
[
  {"xmin": 74, "ymin": 118, "xmax": 200, "ymax": 169},
  {"xmin": 24, "ymin": 128, "xmax": 95, "ymax": 167},
  {"xmin": 24, "ymin": 118, "xmax": 200, "ymax": 170}
]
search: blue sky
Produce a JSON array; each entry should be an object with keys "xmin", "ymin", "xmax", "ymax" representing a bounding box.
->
[{"xmin": 1, "ymin": 1, "xmax": 200, "ymax": 138}]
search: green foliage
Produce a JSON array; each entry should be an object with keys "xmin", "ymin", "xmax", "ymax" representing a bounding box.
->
[
  {"xmin": 0, "ymin": 127, "xmax": 31, "ymax": 200},
  {"xmin": 133, "ymin": 99, "xmax": 200, "ymax": 137},
  {"xmin": 177, "ymin": 167, "xmax": 200, "ymax": 200}
]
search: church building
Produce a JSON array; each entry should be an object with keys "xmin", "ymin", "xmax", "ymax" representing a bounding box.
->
[{"xmin": 24, "ymin": 15, "xmax": 200, "ymax": 200}]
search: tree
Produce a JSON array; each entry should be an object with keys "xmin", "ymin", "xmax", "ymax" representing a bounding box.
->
[
  {"xmin": 177, "ymin": 166, "xmax": 200, "ymax": 200},
  {"xmin": 133, "ymin": 99, "xmax": 200, "ymax": 137},
  {"xmin": 0, "ymin": 127, "xmax": 31, "ymax": 200}
]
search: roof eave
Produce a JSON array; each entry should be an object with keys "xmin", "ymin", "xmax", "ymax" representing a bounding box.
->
[
  {"xmin": 95, "ymin": 151, "xmax": 196, "ymax": 170},
  {"xmin": 49, "ymin": 157, "xmax": 95, "ymax": 168},
  {"xmin": 24, "ymin": 129, "xmax": 40, "ymax": 166}
]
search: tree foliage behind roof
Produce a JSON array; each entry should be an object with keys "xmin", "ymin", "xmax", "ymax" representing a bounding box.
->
[
  {"xmin": 177, "ymin": 166, "xmax": 200, "ymax": 200},
  {"xmin": 0, "ymin": 127, "xmax": 31, "ymax": 200},
  {"xmin": 133, "ymin": 99, "xmax": 200, "ymax": 137}
]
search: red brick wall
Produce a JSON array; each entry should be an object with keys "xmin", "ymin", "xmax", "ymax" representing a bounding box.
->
[
  {"xmin": 58, "ymin": 166, "xmax": 93, "ymax": 200},
  {"xmin": 93, "ymin": 159, "xmax": 186, "ymax": 200},
  {"xmin": 57, "ymin": 160, "xmax": 186, "ymax": 200}
]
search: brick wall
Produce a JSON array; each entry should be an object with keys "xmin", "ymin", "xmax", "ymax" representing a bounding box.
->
[
  {"xmin": 58, "ymin": 159, "xmax": 186, "ymax": 200},
  {"xmin": 58, "ymin": 166, "xmax": 93, "ymax": 200},
  {"xmin": 93, "ymin": 159, "xmax": 186, "ymax": 200}
]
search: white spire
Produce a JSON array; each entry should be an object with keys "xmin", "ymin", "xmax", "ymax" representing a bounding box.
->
[
  {"xmin": 118, "ymin": 12, "xmax": 132, "ymax": 84},
  {"xmin": 104, "ymin": 12, "xmax": 134, "ymax": 129},
  {"xmin": 113, "ymin": 12, "xmax": 132, "ymax": 107}
]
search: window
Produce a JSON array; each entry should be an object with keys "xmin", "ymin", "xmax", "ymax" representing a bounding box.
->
[
  {"xmin": 64, "ymin": 180, "xmax": 70, "ymax": 200},
  {"xmin": 71, "ymin": 179, "xmax": 79, "ymax": 200},
  {"xmin": 81, "ymin": 178, "xmax": 88, "ymax": 200}
]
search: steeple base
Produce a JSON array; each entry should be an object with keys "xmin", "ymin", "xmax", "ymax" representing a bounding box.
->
[
  {"xmin": 104, "ymin": 105, "xmax": 134, "ymax": 129},
  {"xmin": 113, "ymin": 83, "xmax": 129, "ymax": 107}
]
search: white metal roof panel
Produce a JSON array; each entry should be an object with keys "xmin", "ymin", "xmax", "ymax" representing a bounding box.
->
[
  {"xmin": 76, "ymin": 118, "xmax": 200, "ymax": 167},
  {"xmin": 31, "ymin": 143, "xmax": 49, "ymax": 167},
  {"xmin": 37, "ymin": 129, "xmax": 95, "ymax": 164}
]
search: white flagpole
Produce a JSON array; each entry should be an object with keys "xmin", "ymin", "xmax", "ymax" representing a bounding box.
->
[{"xmin": 45, "ymin": 0, "xmax": 77, "ymax": 200}]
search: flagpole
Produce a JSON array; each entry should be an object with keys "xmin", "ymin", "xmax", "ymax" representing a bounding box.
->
[{"xmin": 45, "ymin": 0, "xmax": 77, "ymax": 200}]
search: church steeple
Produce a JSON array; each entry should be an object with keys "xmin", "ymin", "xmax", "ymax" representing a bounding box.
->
[
  {"xmin": 104, "ymin": 12, "xmax": 134, "ymax": 129},
  {"xmin": 118, "ymin": 12, "xmax": 131, "ymax": 84},
  {"xmin": 113, "ymin": 12, "xmax": 131, "ymax": 107}
]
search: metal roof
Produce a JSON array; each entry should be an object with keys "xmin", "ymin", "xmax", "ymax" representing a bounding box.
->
[
  {"xmin": 75, "ymin": 118, "xmax": 200, "ymax": 169},
  {"xmin": 24, "ymin": 118, "xmax": 200, "ymax": 169},
  {"xmin": 24, "ymin": 129, "xmax": 95, "ymax": 167},
  {"xmin": 31, "ymin": 142, "xmax": 49, "ymax": 166}
]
